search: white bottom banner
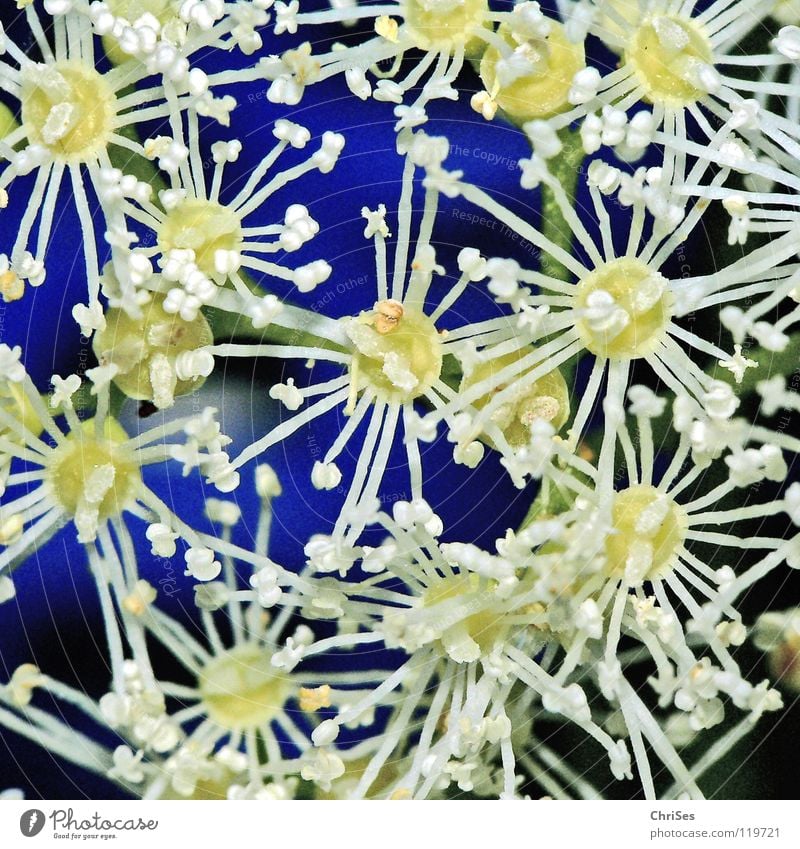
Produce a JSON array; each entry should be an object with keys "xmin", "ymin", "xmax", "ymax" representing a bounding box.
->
[{"xmin": 0, "ymin": 800, "xmax": 797, "ymax": 849}]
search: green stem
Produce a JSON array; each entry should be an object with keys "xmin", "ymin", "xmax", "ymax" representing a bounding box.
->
[
  {"xmin": 204, "ymin": 302, "xmax": 348, "ymax": 353},
  {"xmin": 0, "ymin": 102, "xmax": 18, "ymax": 142},
  {"xmin": 107, "ymin": 91, "xmax": 169, "ymax": 195},
  {"xmin": 540, "ymin": 127, "xmax": 585, "ymax": 281},
  {"xmin": 517, "ymin": 464, "xmax": 587, "ymax": 531}
]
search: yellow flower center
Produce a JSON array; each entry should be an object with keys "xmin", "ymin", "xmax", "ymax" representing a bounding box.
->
[
  {"xmin": 574, "ymin": 257, "xmax": 673, "ymax": 360},
  {"xmin": 0, "ymin": 101, "xmax": 19, "ymax": 144},
  {"xmin": 92, "ymin": 294, "xmax": 213, "ymax": 405},
  {"xmin": 460, "ymin": 348, "xmax": 570, "ymax": 447},
  {"xmin": 605, "ymin": 485, "xmax": 686, "ymax": 582},
  {"xmin": 46, "ymin": 418, "xmax": 140, "ymax": 519},
  {"xmin": 479, "ymin": 22, "xmax": 585, "ymax": 122},
  {"xmin": 346, "ymin": 302, "xmax": 443, "ymax": 408},
  {"xmin": 107, "ymin": 0, "xmax": 176, "ymax": 16},
  {"xmin": 199, "ymin": 646, "xmax": 289, "ymax": 731},
  {"xmin": 1, "ymin": 381, "xmax": 44, "ymax": 440},
  {"xmin": 594, "ymin": 0, "xmax": 641, "ymax": 45},
  {"xmin": 771, "ymin": 0, "xmax": 800, "ymax": 26},
  {"xmin": 157, "ymin": 199, "xmax": 243, "ymax": 278},
  {"xmin": 103, "ymin": 0, "xmax": 180, "ymax": 65},
  {"xmin": 401, "ymin": 0, "xmax": 489, "ymax": 52},
  {"xmin": 625, "ymin": 14, "xmax": 713, "ymax": 107},
  {"xmin": 423, "ymin": 574, "xmax": 509, "ymax": 660},
  {"xmin": 21, "ymin": 61, "xmax": 116, "ymax": 163}
]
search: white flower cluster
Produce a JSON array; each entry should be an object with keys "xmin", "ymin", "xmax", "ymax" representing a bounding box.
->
[{"xmin": 1, "ymin": 0, "xmax": 799, "ymax": 802}]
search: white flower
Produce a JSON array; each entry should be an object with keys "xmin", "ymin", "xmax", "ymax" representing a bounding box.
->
[
  {"xmin": 293, "ymin": 260, "xmax": 332, "ymax": 293},
  {"xmin": 204, "ymin": 499, "xmax": 241, "ymax": 527},
  {"xmin": 109, "ymin": 746, "xmax": 145, "ymax": 784},
  {"xmin": 184, "ymin": 548, "xmax": 222, "ymax": 581},
  {"xmin": 608, "ymin": 740, "xmax": 633, "ymax": 781},
  {"xmin": 247, "ymin": 294, "xmax": 283, "ymax": 329},
  {"xmin": 0, "ymin": 346, "xmax": 25, "ymax": 383},
  {"xmin": 249, "ymin": 566, "xmax": 282, "ymax": 608},
  {"xmin": 300, "ymin": 749, "xmax": 344, "ymax": 791},
  {"xmin": 269, "ymin": 379, "xmax": 304, "ymax": 411},
  {"xmin": 6, "ymin": 665, "xmax": 45, "ymax": 707},
  {"xmin": 274, "ymin": 1, "xmax": 299, "ymax": 35},
  {"xmin": 146, "ymin": 524, "xmax": 178, "ymax": 558},
  {"xmin": 311, "ymin": 462, "xmax": 342, "ymax": 491},
  {"xmin": 361, "ymin": 204, "xmax": 390, "ymax": 239},
  {"xmin": 311, "ymin": 719, "xmax": 339, "ymax": 747},
  {"xmin": 255, "ymin": 465, "xmax": 283, "ymax": 499}
]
